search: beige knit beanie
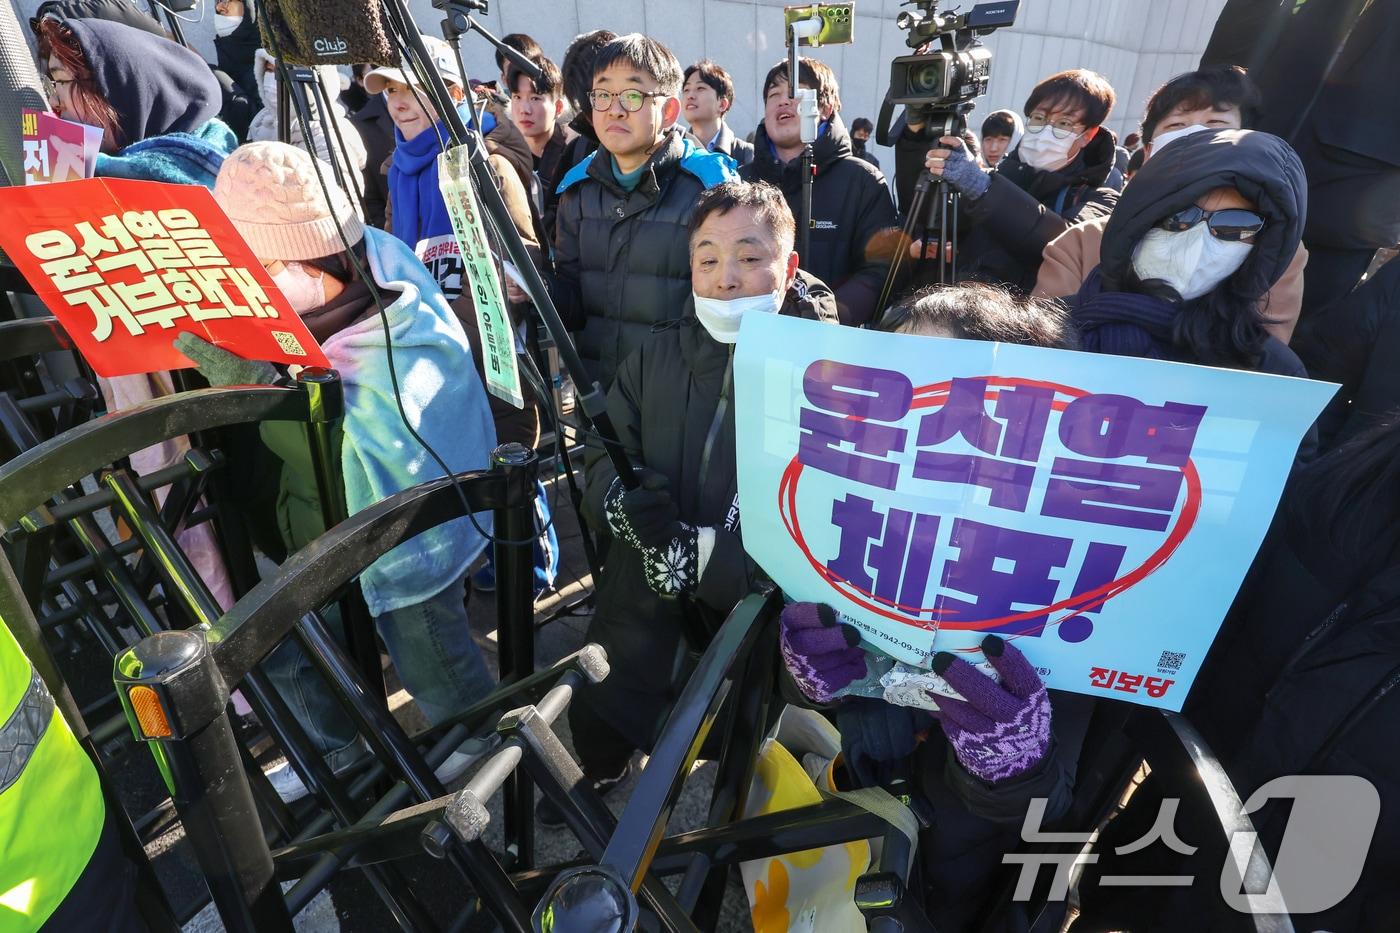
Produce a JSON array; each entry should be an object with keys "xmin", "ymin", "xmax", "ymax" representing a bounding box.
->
[{"xmin": 214, "ymin": 141, "xmax": 364, "ymax": 261}]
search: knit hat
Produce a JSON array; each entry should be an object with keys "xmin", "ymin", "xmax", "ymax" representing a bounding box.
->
[
  {"xmin": 214, "ymin": 141, "xmax": 364, "ymax": 261},
  {"xmin": 363, "ymin": 35, "xmax": 462, "ymax": 94}
]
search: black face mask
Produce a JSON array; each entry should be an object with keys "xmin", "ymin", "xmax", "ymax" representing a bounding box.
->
[{"xmin": 852, "ymin": 136, "xmax": 867, "ymax": 154}]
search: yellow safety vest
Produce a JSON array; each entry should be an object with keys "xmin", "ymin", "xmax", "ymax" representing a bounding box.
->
[{"xmin": 0, "ymin": 622, "xmax": 104, "ymax": 932}]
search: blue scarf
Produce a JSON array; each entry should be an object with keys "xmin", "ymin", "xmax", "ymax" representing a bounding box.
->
[
  {"xmin": 389, "ymin": 108, "xmax": 494, "ymax": 247},
  {"xmin": 1070, "ymin": 266, "xmax": 1180, "ymax": 360},
  {"xmin": 95, "ymin": 119, "xmax": 236, "ymax": 189}
]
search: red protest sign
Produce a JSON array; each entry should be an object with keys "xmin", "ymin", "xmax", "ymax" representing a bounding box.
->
[{"xmin": 0, "ymin": 178, "xmax": 329, "ymax": 377}]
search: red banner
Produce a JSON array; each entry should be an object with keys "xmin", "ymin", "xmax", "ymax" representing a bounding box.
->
[{"xmin": 0, "ymin": 178, "xmax": 329, "ymax": 377}]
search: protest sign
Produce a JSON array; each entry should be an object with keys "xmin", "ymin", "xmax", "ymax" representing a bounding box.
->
[
  {"xmin": 437, "ymin": 145, "xmax": 525, "ymax": 409},
  {"xmin": 0, "ymin": 178, "xmax": 329, "ymax": 378},
  {"xmin": 735, "ymin": 313, "xmax": 1336, "ymax": 710},
  {"xmin": 21, "ymin": 109, "xmax": 101, "ymax": 185}
]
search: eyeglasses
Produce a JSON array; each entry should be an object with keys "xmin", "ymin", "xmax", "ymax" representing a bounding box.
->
[
  {"xmin": 1025, "ymin": 114, "xmax": 1085, "ymax": 139},
  {"xmin": 1156, "ymin": 205, "xmax": 1266, "ymax": 242},
  {"xmin": 587, "ymin": 89, "xmax": 664, "ymax": 113},
  {"xmin": 42, "ymin": 75, "xmax": 76, "ymax": 96}
]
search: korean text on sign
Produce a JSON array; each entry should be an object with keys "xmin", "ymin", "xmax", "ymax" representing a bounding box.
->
[
  {"xmin": 0, "ymin": 178, "xmax": 328, "ymax": 377},
  {"xmin": 734, "ymin": 313, "xmax": 1335, "ymax": 709}
]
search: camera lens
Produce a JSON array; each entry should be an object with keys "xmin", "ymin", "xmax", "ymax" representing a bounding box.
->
[{"xmin": 907, "ymin": 60, "xmax": 944, "ymax": 96}]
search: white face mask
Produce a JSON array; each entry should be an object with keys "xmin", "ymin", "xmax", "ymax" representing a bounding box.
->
[
  {"xmin": 692, "ymin": 290, "xmax": 782, "ymax": 343},
  {"xmin": 1131, "ymin": 222, "xmax": 1253, "ymax": 301},
  {"xmin": 271, "ymin": 263, "xmax": 327, "ymax": 314},
  {"xmin": 1148, "ymin": 124, "xmax": 1210, "ymax": 159},
  {"xmin": 1016, "ymin": 124, "xmax": 1081, "ymax": 172},
  {"xmin": 214, "ymin": 13, "xmax": 243, "ymax": 38}
]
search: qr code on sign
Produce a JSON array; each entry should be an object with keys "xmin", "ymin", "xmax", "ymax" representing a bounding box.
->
[
  {"xmin": 271, "ymin": 331, "xmax": 306, "ymax": 357},
  {"xmin": 1157, "ymin": 650, "xmax": 1186, "ymax": 672}
]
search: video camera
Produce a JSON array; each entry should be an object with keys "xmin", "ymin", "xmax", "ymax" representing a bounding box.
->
[{"xmin": 886, "ymin": 0, "xmax": 1018, "ymax": 122}]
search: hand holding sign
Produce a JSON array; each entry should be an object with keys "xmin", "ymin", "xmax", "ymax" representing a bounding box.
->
[{"xmin": 735, "ymin": 313, "xmax": 1336, "ymax": 709}]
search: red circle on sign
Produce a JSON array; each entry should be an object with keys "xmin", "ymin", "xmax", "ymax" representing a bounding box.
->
[{"xmin": 778, "ymin": 377, "xmax": 1203, "ymax": 633}]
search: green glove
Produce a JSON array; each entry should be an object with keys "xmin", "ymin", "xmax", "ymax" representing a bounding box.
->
[{"xmin": 173, "ymin": 332, "xmax": 279, "ymax": 387}]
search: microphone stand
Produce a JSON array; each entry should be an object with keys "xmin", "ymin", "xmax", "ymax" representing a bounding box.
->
[{"xmin": 432, "ymin": 0, "xmax": 543, "ymax": 88}]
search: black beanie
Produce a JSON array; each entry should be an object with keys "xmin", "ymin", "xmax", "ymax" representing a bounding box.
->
[{"xmin": 64, "ymin": 17, "xmax": 220, "ymax": 148}]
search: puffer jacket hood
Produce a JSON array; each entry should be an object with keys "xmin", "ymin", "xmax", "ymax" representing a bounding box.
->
[{"xmin": 1099, "ymin": 129, "xmax": 1307, "ymax": 301}]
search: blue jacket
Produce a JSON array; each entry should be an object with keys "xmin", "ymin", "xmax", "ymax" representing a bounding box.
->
[{"xmin": 260, "ymin": 228, "xmax": 496, "ymax": 614}]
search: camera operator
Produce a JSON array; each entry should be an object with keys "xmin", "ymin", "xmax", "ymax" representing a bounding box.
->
[
  {"xmin": 741, "ymin": 57, "xmax": 899, "ymax": 327},
  {"xmin": 895, "ymin": 69, "xmax": 1121, "ymax": 292}
]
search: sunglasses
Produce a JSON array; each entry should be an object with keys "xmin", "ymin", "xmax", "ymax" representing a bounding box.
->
[{"xmin": 1156, "ymin": 205, "xmax": 1266, "ymax": 242}]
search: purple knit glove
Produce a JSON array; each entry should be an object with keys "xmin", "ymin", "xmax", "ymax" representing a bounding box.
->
[
  {"xmin": 779, "ymin": 603, "xmax": 868, "ymax": 704},
  {"xmin": 930, "ymin": 635, "xmax": 1051, "ymax": 784}
]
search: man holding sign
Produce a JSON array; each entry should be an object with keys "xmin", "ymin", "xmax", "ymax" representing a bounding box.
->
[{"xmin": 544, "ymin": 180, "xmax": 838, "ymax": 826}]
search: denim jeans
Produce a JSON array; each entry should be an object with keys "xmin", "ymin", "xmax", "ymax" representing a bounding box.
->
[{"xmin": 263, "ymin": 572, "xmax": 493, "ymax": 770}]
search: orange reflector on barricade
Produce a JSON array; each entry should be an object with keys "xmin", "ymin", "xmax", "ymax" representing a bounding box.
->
[{"xmin": 128, "ymin": 685, "xmax": 173, "ymax": 738}]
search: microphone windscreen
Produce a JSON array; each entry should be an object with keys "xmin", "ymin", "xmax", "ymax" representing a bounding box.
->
[{"xmin": 259, "ymin": 0, "xmax": 398, "ymax": 67}]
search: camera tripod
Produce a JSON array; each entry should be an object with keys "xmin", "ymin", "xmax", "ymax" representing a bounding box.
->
[{"xmin": 875, "ymin": 106, "xmax": 971, "ymax": 317}]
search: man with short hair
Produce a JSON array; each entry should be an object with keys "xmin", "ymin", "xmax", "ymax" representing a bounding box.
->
[
  {"xmin": 850, "ymin": 116, "xmax": 879, "ymax": 168},
  {"xmin": 551, "ymin": 34, "xmax": 737, "ymax": 388},
  {"xmin": 541, "ymin": 179, "xmax": 838, "ymax": 825},
  {"xmin": 741, "ymin": 57, "xmax": 899, "ymax": 327},
  {"xmin": 682, "ymin": 59, "xmax": 753, "ymax": 167},
  {"xmin": 900, "ymin": 68, "xmax": 1122, "ymax": 291},
  {"xmin": 508, "ymin": 55, "xmax": 571, "ymax": 251}
]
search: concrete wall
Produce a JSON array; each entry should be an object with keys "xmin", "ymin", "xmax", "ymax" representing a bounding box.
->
[{"xmin": 15, "ymin": 0, "xmax": 1226, "ymax": 167}]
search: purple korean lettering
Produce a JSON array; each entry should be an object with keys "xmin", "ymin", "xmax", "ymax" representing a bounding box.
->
[
  {"xmin": 917, "ymin": 378, "xmax": 1001, "ymax": 453},
  {"xmin": 1058, "ymin": 394, "xmax": 1206, "ymax": 467},
  {"xmin": 828, "ymin": 494, "xmax": 941, "ymax": 610},
  {"xmin": 1042, "ymin": 459, "xmax": 1185, "ymax": 531},
  {"xmin": 934, "ymin": 518, "xmax": 1073, "ymax": 636},
  {"xmin": 799, "ymin": 361, "xmax": 913, "ymax": 489},
  {"xmin": 913, "ymin": 452, "xmax": 1036, "ymax": 512}
]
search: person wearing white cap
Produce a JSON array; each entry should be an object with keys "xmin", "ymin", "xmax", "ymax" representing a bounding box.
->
[
  {"xmin": 364, "ymin": 35, "xmax": 556, "ymax": 598},
  {"xmin": 173, "ymin": 140, "xmax": 498, "ymax": 801}
]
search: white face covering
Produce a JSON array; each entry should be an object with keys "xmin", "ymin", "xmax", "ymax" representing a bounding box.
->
[
  {"xmin": 1131, "ymin": 222, "xmax": 1254, "ymax": 301},
  {"xmin": 1147, "ymin": 124, "xmax": 1210, "ymax": 159},
  {"xmin": 692, "ymin": 290, "xmax": 782, "ymax": 344},
  {"xmin": 214, "ymin": 13, "xmax": 243, "ymax": 37},
  {"xmin": 271, "ymin": 263, "xmax": 327, "ymax": 314},
  {"xmin": 1016, "ymin": 124, "xmax": 1081, "ymax": 172}
]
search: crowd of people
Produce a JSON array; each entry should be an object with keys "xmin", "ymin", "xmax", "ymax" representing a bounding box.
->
[{"xmin": 15, "ymin": 0, "xmax": 1400, "ymax": 928}]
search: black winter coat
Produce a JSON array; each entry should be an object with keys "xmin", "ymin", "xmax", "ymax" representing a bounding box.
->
[
  {"xmin": 349, "ymin": 95, "xmax": 394, "ymax": 229},
  {"xmin": 708, "ymin": 121, "xmax": 754, "ymax": 169},
  {"xmin": 894, "ymin": 120, "xmax": 1121, "ymax": 293},
  {"xmin": 551, "ymin": 128, "xmax": 736, "ymax": 388},
  {"xmin": 579, "ymin": 273, "xmax": 837, "ymax": 749},
  {"xmin": 1084, "ymin": 474, "xmax": 1400, "ymax": 930},
  {"xmin": 1293, "ymin": 257, "xmax": 1400, "ymax": 450},
  {"xmin": 742, "ymin": 115, "xmax": 899, "ymax": 327}
]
